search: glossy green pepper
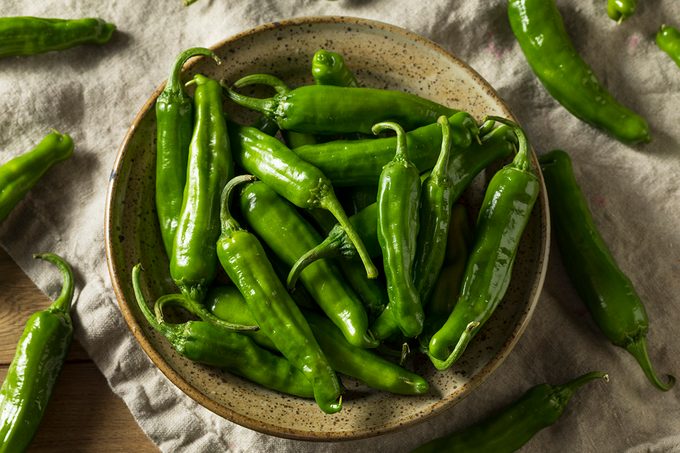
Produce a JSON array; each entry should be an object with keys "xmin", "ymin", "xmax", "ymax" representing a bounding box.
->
[
  {"xmin": 508, "ymin": 0, "xmax": 650, "ymax": 144},
  {"xmin": 0, "ymin": 253, "xmax": 74, "ymax": 453},
  {"xmin": 374, "ymin": 121, "xmax": 423, "ymax": 338},
  {"xmin": 428, "ymin": 118, "xmax": 539, "ymax": 370},
  {"xmin": 293, "ymin": 111, "xmax": 480, "ymax": 186},
  {"xmin": 170, "ymin": 74, "xmax": 233, "ymax": 302},
  {"xmin": 239, "ymin": 180, "xmax": 377, "ymax": 348},
  {"xmin": 132, "ymin": 268, "xmax": 312, "ymax": 397},
  {"xmin": 657, "ymin": 25, "xmax": 680, "ymax": 68},
  {"xmin": 0, "ymin": 17, "xmax": 115, "ymax": 58},
  {"xmin": 312, "ymin": 49, "xmax": 359, "ymax": 88},
  {"xmin": 412, "ymin": 372, "xmax": 607, "ymax": 453},
  {"xmin": 225, "ymin": 73, "xmax": 457, "ymax": 135},
  {"xmin": 607, "ymin": 0, "xmax": 636, "ymax": 22},
  {"xmin": 216, "ymin": 175, "xmax": 342, "ymax": 413},
  {"xmin": 0, "ymin": 131, "xmax": 73, "ymax": 222},
  {"xmin": 228, "ymin": 122, "xmax": 377, "ymax": 279},
  {"xmin": 539, "ymin": 150, "xmax": 675, "ymax": 391},
  {"xmin": 155, "ymin": 47, "xmax": 220, "ymax": 256}
]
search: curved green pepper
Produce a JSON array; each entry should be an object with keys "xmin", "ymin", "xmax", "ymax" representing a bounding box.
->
[
  {"xmin": 412, "ymin": 372, "xmax": 607, "ymax": 453},
  {"xmin": 508, "ymin": 0, "xmax": 650, "ymax": 144},
  {"xmin": 155, "ymin": 47, "xmax": 220, "ymax": 256},
  {"xmin": 225, "ymin": 74, "xmax": 457, "ymax": 135},
  {"xmin": 311, "ymin": 49, "xmax": 359, "ymax": 88},
  {"xmin": 132, "ymin": 267, "xmax": 312, "ymax": 398},
  {"xmin": 239, "ymin": 180, "xmax": 377, "ymax": 348},
  {"xmin": 539, "ymin": 149, "xmax": 675, "ymax": 391},
  {"xmin": 0, "ymin": 17, "xmax": 115, "ymax": 58},
  {"xmin": 170, "ymin": 74, "xmax": 233, "ymax": 302},
  {"xmin": 428, "ymin": 118, "xmax": 539, "ymax": 370},
  {"xmin": 0, "ymin": 253, "xmax": 74, "ymax": 453},
  {"xmin": 228, "ymin": 123, "xmax": 377, "ymax": 279},
  {"xmin": 657, "ymin": 25, "xmax": 680, "ymax": 68},
  {"xmin": 216, "ymin": 175, "xmax": 341, "ymax": 414},
  {"xmin": 607, "ymin": 0, "xmax": 636, "ymax": 23},
  {"xmin": 374, "ymin": 121, "xmax": 423, "ymax": 338},
  {"xmin": 0, "ymin": 131, "xmax": 73, "ymax": 222}
]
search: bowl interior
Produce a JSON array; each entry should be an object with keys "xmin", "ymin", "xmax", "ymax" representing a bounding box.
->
[{"xmin": 106, "ymin": 16, "xmax": 549, "ymax": 441}]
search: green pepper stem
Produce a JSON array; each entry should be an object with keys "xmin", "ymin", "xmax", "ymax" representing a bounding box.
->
[
  {"xmin": 485, "ymin": 116, "xmax": 531, "ymax": 172},
  {"xmin": 34, "ymin": 253, "xmax": 75, "ymax": 313},
  {"xmin": 287, "ymin": 243, "xmax": 337, "ymax": 290},
  {"xmin": 429, "ymin": 116, "xmax": 453, "ymax": 185},
  {"xmin": 233, "ymin": 73, "xmax": 290, "ymax": 94},
  {"xmin": 222, "ymin": 74, "xmax": 289, "ymax": 117},
  {"xmin": 154, "ymin": 293, "xmax": 259, "ymax": 332},
  {"xmin": 428, "ymin": 321, "xmax": 480, "ymax": 371},
  {"xmin": 320, "ymin": 193, "xmax": 378, "ymax": 279},
  {"xmin": 166, "ymin": 47, "xmax": 220, "ymax": 93},
  {"xmin": 372, "ymin": 121, "xmax": 409, "ymax": 162},
  {"xmin": 220, "ymin": 174, "xmax": 258, "ymax": 235},
  {"xmin": 625, "ymin": 336, "xmax": 675, "ymax": 391},
  {"xmin": 131, "ymin": 264, "xmax": 179, "ymax": 340}
]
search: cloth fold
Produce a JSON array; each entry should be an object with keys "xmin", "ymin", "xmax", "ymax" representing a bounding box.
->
[{"xmin": 1, "ymin": 1, "xmax": 678, "ymax": 452}]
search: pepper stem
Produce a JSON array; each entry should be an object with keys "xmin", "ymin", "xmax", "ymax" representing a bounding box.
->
[
  {"xmin": 154, "ymin": 293, "xmax": 259, "ymax": 332},
  {"xmin": 625, "ymin": 336, "xmax": 675, "ymax": 391},
  {"xmin": 485, "ymin": 116, "xmax": 531, "ymax": 172},
  {"xmin": 372, "ymin": 121, "xmax": 408, "ymax": 162},
  {"xmin": 34, "ymin": 253, "xmax": 75, "ymax": 314},
  {"xmin": 287, "ymin": 243, "xmax": 337, "ymax": 290},
  {"xmin": 320, "ymin": 193, "xmax": 378, "ymax": 279},
  {"xmin": 222, "ymin": 74, "xmax": 289, "ymax": 117},
  {"xmin": 428, "ymin": 321, "xmax": 480, "ymax": 371},
  {"xmin": 166, "ymin": 47, "xmax": 220, "ymax": 92},
  {"xmin": 429, "ymin": 116, "xmax": 453, "ymax": 185},
  {"xmin": 131, "ymin": 264, "xmax": 179, "ymax": 340},
  {"xmin": 220, "ymin": 174, "xmax": 257, "ymax": 235},
  {"xmin": 551, "ymin": 371, "xmax": 609, "ymax": 406}
]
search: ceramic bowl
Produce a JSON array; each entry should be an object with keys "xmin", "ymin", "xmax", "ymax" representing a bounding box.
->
[{"xmin": 105, "ymin": 16, "xmax": 549, "ymax": 441}]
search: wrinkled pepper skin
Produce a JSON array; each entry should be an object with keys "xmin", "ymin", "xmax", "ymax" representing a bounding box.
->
[
  {"xmin": 412, "ymin": 372, "xmax": 607, "ymax": 453},
  {"xmin": 508, "ymin": 0, "xmax": 650, "ymax": 144},
  {"xmin": 216, "ymin": 175, "xmax": 341, "ymax": 414},
  {"xmin": 239, "ymin": 181, "xmax": 377, "ymax": 349},
  {"xmin": 0, "ymin": 131, "xmax": 73, "ymax": 222},
  {"xmin": 132, "ymin": 267, "xmax": 312, "ymax": 398},
  {"xmin": 170, "ymin": 74, "xmax": 233, "ymax": 302},
  {"xmin": 0, "ymin": 17, "xmax": 115, "ymax": 58},
  {"xmin": 226, "ymin": 73, "xmax": 457, "ymax": 135},
  {"xmin": 155, "ymin": 47, "xmax": 219, "ymax": 256},
  {"xmin": 428, "ymin": 119, "xmax": 539, "ymax": 370},
  {"xmin": 657, "ymin": 25, "xmax": 680, "ymax": 68},
  {"xmin": 311, "ymin": 49, "xmax": 359, "ymax": 88},
  {"xmin": 0, "ymin": 253, "xmax": 74, "ymax": 453},
  {"xmin": 539, "ymin": 150, "xmax": 675, "ymax": 391},
  {"xmin": 607, "ymin": 0, "xmax": 636, "ymax": 22}
]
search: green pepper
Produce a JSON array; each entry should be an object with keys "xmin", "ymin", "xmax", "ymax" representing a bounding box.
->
[
  {"xmin": 657, "ymin": 25, "xmax": 680, "ymax": 68},
  {"xmin": 508, "ymin": 0, "xmax": 650, "ymax": 144},
  {"xmin": 155, "ymin": 47, "xmax": 220, "ymax": 257},
  {"xmin": 607, "ymin": 0, "xmax": 636, "ymax": 22},
  {"xmin": 374, "ymin": 121, "xmax": 423, "ymax": 338},
  {"xmin": 131, "ymin": 267, "xmax": 312, "ymax": 398},
  {"xmin": 293, "ymin": 112, "xmax": 484, "ymax": 186},
  {"xmin": 238, "ymin": 180, "xmax": 377, "ymax": 348},
  {"xmin": 428, "ymin": 118, "xmax": 539, "ymax": 370},
  {"xmin": 206, "ymin": 287, "xmax": 428, "ymax": 395},
  {"xmin": 288, "ymin": 123, "xmax": 515, "ymax": 293},
  {"xmin": 0, "ymin": 253, "xmax": 74, "ymax": 453},
  {"xmin": 170, "ymin": 74, "xmax": 233, "ymax": 302},
  {"xmin": 225, "ymin": 74, "xmax": 456, "ymax": 135},
  {"xmin": 311, "ymin": 49, "xmax": 359, "ymax": 88},
  {"xmin": 412, "ymin": 372, "xmax": 608, "ymax": 453},
  {"xmin": 0, "ymin": 16, "xmax": 115, "ymax": 58},
  {"xmin": 0, "ymin": 131, "xmax": 73, "ymax": 222},
  {"xmin": 216, "ymin": 175, "xmax": 342, "ymax": 413},
  {"xmin": 228, "ymin": 122, "xmax": 377, "ymax": 279},
  {"xmin": 539, "ymin": 150, "xmax": 675, "ymax": 391}
]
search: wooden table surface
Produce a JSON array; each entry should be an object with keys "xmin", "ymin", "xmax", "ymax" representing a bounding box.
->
[{"xmin": 0, "ymin": 248, "xmax": 158, "ymax": 452}]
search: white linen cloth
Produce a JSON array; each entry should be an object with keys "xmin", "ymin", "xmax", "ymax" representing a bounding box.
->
[{"xmin": 1, "ymin": 1, "xmax": 679, "ymax": 451}]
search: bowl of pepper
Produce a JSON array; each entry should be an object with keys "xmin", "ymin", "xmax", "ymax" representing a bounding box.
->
[{"xmin": 105, "ymin": 16, "xmax": 549, "ymax": 440}]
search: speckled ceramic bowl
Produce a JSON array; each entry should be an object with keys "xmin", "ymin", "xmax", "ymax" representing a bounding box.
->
[{"xmin": 105, "ymin": 16, "xmax": 549, "ymax": 441}]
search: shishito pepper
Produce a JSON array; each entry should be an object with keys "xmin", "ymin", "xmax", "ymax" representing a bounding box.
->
[
  {"xmin": 0, "ymin": 17, "xmax": 115, "ymax": 58},
  {"xmin": 657, "ymin": 25, "xmax": 680, "ymax": 68},
  {"xmin": 0, "ymin": 131, "xmax": 73, "ymax": 223},
  {"xmin": 155, "ymin": 47, "xmax": 220, "ymax": 257},
  {"xmin": 428, "ymin": 118, "xmax": 539, "ymax": 370},
  {"xmin": 0, "ymin": 253, "xmax": 75, "ymax": 453},
  {"xmin": 412, "ymin": 372, "xmax": 607, "ymax": 453},
  {"xmin": 216, "ymin": 174, "xmax": 342, "ymax": 414},
  {"xmin": 170, "ymin": 74, "xmax": 233, "ymax": 302},
  {"xmin": 607, "ymin": 0, "xmax": 637, "ymax": 23},
  {"xmin": 539, "ymin": 149, "xmax": 675, "ymax": 391},
  {"xmin": 311, "ymin": 49, "xmax": 359, "ymax": 88}
]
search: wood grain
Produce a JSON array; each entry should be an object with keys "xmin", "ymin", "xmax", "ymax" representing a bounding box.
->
[{"xmin": 0, "ymin": 248, "xmax": 158, "ymax": 452}]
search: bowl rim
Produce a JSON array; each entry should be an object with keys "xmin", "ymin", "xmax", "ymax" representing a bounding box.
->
[{"xmin": 105, "ymin": 15, "xmax": 550, "ymax": 442}]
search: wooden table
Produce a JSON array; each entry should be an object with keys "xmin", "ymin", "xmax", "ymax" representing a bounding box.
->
[{"xmin": 0, "ymin": 248, "xmax": 158, "ymax": 452}]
